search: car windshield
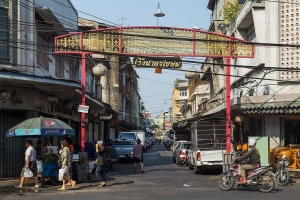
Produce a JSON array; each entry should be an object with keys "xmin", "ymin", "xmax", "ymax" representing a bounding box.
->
[
  {"xmin": 181, "ymin": 143, "xmax": 191, "ymax": 149},
  {"xmin": 114, "ymin": 139, "xmax": 134, "ymax": 145},
  {"xmin": 120, "ymin": 133, "xmax": 136, "ymax": 141}
]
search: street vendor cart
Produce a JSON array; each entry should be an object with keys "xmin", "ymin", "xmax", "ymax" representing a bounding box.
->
[{"xmin": 6, "ymin": 116, "xmax": 75, "ymax": 187}]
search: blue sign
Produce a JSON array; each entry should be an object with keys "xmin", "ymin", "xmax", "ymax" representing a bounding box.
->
[{"xmin": 6, "ymin": 131, "xmax": 15, "ymax": 137}]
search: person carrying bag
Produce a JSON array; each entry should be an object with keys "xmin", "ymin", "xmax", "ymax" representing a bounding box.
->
[{"xmin": 57, "ymin": 140, "xmax": 76, "ymax": 191}]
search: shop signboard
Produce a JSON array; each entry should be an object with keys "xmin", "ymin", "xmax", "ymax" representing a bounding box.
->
[{"xmin": 78, "ymin": 105, "xmax": 89, "ymax": 113}]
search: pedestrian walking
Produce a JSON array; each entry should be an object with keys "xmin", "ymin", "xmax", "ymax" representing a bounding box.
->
[
  {"xmin": 57, "ymin": 139, "xmax": 76, "ymax": 191},
  {"xmin": 15, "ymin": 140, "xmax": 39, "ymax": 189},
  {"xmin": 65, "ymin": 137, "xmax": 74, "ymax": 186},
  {"xmin": 131, "ymin": 139, "xmax": 146, "ymax": 173},
  {"xmin": 95, "ymin": 141, "xmax": 107, "ymax": 187}
]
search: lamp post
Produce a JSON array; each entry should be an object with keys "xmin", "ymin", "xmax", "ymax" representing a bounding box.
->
[
  {"xmin": 154, "ymin": 3, "xmax": 165, "ymax": 26},
  {"xmin": 235, "ymin": 115, "xmax": 245, "ymax": 146}
]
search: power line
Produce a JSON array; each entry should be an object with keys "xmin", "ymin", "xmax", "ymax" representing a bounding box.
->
[
  {"xmin": 49, "ymin": 0, "xmax": 119, "ymax": 26},
  {"xmin": 2, "ymin": 38, "xmax": 300, "ymax": 84}
]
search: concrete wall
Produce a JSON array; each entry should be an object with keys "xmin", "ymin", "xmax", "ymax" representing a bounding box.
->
[
  {"xmin": 264, "ymin": 115, "xmax": 280, "ymax": 149},
  {"xmin": 18, "ymin": 0, "xmax": 35, "ymax": 74}
]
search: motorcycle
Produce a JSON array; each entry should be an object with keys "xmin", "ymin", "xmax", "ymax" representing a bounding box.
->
[
  {"xmin": 179, "ymin": 149, "xmax": 189, "ymax": 167},
  {"xmin": 219, "ymin": 161, "xmax": 275, "ymax": 193},
  {"xmin": 269, "ymin": 155, "xmax": 290, "ymax": 186}
]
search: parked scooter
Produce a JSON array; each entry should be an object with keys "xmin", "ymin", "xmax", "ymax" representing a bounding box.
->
[
  {"xmin": 269, "ymin": 155, "xmax": 290, "ymax": 186},
  {"xmin": 219, "ymin": 161, "xmax": 275, "ymax": 193},
  {"xmin": 179, "ymin": 149, "xmax": 189, "ymax": 167}
]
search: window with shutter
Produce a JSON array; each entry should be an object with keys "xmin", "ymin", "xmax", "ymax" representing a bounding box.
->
[{"xmin": 0, "ymin": 7, "xmax": 9, "ymax": 61}]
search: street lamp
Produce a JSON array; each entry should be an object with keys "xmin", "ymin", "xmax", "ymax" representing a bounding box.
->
[
  {"xmin": 235, "ymin": 115, "xmax": 244, "ymax": 146},
  {"xmin": 154, "ymin": 3, "xmax": 165, "ymax": 26}
]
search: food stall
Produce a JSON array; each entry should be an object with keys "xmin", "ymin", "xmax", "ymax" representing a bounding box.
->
[{"xmin": 6, "ymin": 116, "xmax": 75, "ymax": 187}]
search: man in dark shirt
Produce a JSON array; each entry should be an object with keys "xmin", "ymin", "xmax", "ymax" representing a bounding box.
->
[
  {"xmin": 132, "ymin": 139, "xmax": 146, "ymax": 173},
  {"xmin": 235, "ymin": 138, "xmax": 260, "ymax": 184}
]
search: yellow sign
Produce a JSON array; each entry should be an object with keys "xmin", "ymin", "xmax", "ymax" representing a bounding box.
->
[{"xmin": 133, "ymin": 57, "xmax": 182, "ymax": 69}]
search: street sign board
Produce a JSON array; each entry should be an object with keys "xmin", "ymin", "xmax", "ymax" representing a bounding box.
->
[
  {"xmin": 99, "ymin": 115, "xmax": 112, "ymax": 120},
  {"xmin": 133, "ymin": 56, "xmax": 182, "ymax": 69},
  {"xmin": 78, "ymin": 105, "xmax": 89, "ymax": 113}
]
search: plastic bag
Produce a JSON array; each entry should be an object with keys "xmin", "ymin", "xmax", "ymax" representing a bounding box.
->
[
  {"xmin": 23, "ymin": 168, "xmax": 33, "ymax": 178},
  {"xmin": 58, "ymin": 168, "xmax": 65, "ymax": 181},
  {"xmin": 58, "ymin": 167, "xmax": 68, "ymax": 181},
  {"xmin": 36, "ymin": 161, "xmax": 42, "ymax": 173}
]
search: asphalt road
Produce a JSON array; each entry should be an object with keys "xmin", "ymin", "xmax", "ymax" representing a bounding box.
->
[{"xmin": 1, "ymin": 143, "xmax": 300, "ymax": 200}]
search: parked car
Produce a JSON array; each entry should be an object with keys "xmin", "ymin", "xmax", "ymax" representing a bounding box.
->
[
  {"xmin": 142, "ymin": 140, "xmax": 148, "ymax": 151},
  {"xmin": 173, "ymin": 141, "xmax": 191, "ymax": 165},
  {"xmin": 129, "ymin": 130, "xmax": 145, "ymax": 144},
  {"xmin": 167, "ymin": 139, "xmax": 174, "ymax": 151},
  {"xmin": 146, "ymin": 137, "xmax": 153, "ymax": 147},
  {"xmin": 119, "ymin": 132, "xmax": 138, "ymax": 142},
  {"xmin": 114, "ymin": 138, "xmax": 135, "ymax": 160}
]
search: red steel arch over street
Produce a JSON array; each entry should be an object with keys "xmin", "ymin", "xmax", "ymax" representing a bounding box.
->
[{"xmin": 54, "ymin": 26, "xmax": 255, "ymax": 153}]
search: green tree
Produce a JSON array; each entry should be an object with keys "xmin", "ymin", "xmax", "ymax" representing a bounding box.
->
[{"xmin": 222, "ymin": 0, "xmax": 242, "ymax": 24}]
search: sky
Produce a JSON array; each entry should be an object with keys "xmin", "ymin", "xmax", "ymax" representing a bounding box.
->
[{"xmin": 71, "ymin": 0, "xmax": 212, "ymax": 117}]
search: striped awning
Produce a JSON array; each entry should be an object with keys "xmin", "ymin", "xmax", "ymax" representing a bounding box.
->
[{"xmin": 242, "ymin": 105, "xmax": 300, "ymax": 114}]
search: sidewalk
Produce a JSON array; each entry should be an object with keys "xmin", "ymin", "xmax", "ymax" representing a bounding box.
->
[{"xmin": 0, "ymin": 178, "xmax": 36, "ymax": 190}]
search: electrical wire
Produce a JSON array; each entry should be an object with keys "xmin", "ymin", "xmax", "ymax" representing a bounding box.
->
[
  {"xmin": 49, "ymin": 0, "xmax": 119, "ymax": 26},
  {"xmin": 3, "ymin": 37, "xmax": 300, "ymax": 85},
  {"xmin": 5, "ymin": 0, "xmax": 300, "ymax": 110}
]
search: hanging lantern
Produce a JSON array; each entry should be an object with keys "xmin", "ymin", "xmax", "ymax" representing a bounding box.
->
[
  {"xmin": 185, "ymin": 66, "xmax": 198, "ymax": 79},
  {"xmin": 0, "ymin": 90, "xmax": 10, "ymax": 101},
  {"xmin": 92, "ymin": 63, "xmax": 107, "ymax": 77},
  {"xmin": 235, "ymin": 115, "xmax": 244, "ymax": 124},
  {"xmin": 47, "ymin": 94, "xmax": 59, "ymax": 104}
]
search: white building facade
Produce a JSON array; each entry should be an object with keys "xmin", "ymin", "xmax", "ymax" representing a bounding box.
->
[{"xmin": 204, "ymin": 0, "xmax": 300, "ymax": 148}]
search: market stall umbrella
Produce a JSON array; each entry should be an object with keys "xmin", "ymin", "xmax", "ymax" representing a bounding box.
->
[{"xmin": 6, "ymin": 116, "xmax": 75, "ymax": 137}]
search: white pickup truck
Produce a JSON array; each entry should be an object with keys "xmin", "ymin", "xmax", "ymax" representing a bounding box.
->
[{"xmin": 189, "ymin": 117, "xmax": 226, "ymax": 174}]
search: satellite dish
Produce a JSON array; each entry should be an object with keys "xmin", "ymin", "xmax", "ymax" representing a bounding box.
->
[{"xmin": 217, "ymin": 23, "xmax": 228, "ymax": 31}]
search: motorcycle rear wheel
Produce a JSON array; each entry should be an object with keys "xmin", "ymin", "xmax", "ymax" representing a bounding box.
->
[
  {"xmin": 276, "ymin": 170, "xmax": 290, "ymax": 186},
  {"xmin": 258, "ymin": 175, "xmax": 275, "ymax": 193},
  {"xmin": 218, "ymin": 174, "xmax": 235, "ymax": 191},
  {"xmin": 179, "ymin": 160, "xmax": 187, "ymax": 167}
]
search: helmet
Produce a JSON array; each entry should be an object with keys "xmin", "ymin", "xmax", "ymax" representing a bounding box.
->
[{"xmin": 248, "ymin": 139, "xmax": 256, "ymax": 147}]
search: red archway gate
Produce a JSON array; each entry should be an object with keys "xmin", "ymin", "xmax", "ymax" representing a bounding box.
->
[
  {"xmin": 55, "ymin": 26, "xmax": 254, "ymax": 57},
  {"xmin": 55, "ymin": 26, "xmax": 254, "ymax": 153}
]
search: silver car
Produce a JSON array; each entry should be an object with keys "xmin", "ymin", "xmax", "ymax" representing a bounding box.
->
[{"xmin": 173, "ymin": 141, "xmax": 191, "ymax": 165}]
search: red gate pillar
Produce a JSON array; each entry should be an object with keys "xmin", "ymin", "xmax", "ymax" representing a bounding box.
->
[
  {"xmin": 225, "ymin": 57, "xmax": 231, "ymax": 153},
  {"xmin": 80, "ymin": 53, "xmax": 87, "ymax": 152}
]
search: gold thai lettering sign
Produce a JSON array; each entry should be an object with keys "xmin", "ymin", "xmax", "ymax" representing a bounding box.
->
[
  {"xmin": 133, "ymin": 57, "xmax": 182, "ymax": 68},
  {"xmin": 55, "ymin": 27, "xmax": 254, "ymax": 58}
]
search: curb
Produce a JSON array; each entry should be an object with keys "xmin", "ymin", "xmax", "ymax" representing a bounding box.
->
[{"xmin": 0, "ymin": 179, "xmax": 36, "ymax": 190}]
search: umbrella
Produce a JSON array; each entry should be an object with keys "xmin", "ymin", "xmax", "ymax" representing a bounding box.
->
[{"xmin": 6, "ymin": 116, "xmax": 75, "ymax": 137}]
